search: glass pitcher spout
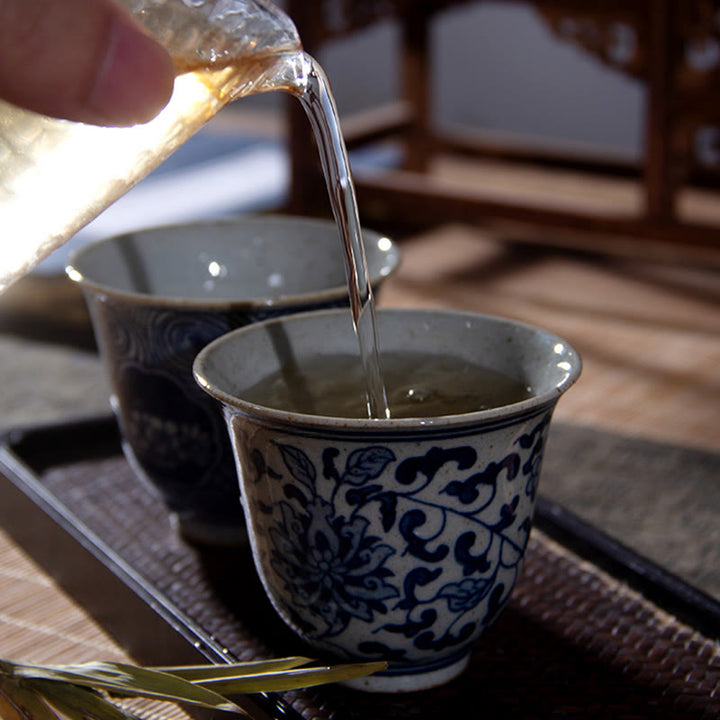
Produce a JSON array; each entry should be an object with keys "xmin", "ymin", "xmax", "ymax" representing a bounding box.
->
[{"xmin": 121, "ymin": 0, "xmax": 300, "ymax": 68}]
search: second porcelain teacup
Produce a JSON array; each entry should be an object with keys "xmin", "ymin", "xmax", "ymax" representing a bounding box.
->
[{"xmin": 67, "ymin": 216, "xmax": 399, "ymax": 545}]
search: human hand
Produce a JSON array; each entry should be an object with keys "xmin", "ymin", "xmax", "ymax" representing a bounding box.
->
[{"xmin": 0, "ymin": 0, "xmax": 175, "ymax": 126}]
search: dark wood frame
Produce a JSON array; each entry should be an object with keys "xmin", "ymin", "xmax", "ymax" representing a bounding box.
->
[{"xmin": 285, "ymin": 1, "xmax": 720, "ymax": 259}]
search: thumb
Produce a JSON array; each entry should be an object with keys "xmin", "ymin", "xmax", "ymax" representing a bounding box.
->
[{"xmin": 0, "ymin": 0, "xmax": 175, "ymax": 126}]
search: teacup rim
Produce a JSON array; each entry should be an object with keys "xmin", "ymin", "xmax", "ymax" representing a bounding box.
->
[
  {"xmin": 65, "ymin": 215, "xmax": 400, "ymax": 309},
  {"xmin": 193, "ymin": 307, "xmax": 582, "ymax": 431}
]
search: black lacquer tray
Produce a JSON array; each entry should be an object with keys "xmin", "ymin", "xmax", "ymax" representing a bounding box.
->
[{"xmin": 1, "ymin": 416, "xmax": 719, "ymax": 720}]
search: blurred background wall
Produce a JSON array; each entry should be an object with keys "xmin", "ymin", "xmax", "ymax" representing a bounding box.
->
[{"xmin": 245, "ymin": 2, "xmax": 645, "ymax": 158}]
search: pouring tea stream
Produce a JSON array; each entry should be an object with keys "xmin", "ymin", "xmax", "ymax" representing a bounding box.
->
[{"xmin": 0, "ymin": 0, "xmax": 390, "ymax": 417}]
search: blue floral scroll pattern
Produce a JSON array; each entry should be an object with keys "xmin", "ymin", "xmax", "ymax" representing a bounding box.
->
[{"xmin": 256, "ymin": 415, "xmax": 552, "ymax": 662}]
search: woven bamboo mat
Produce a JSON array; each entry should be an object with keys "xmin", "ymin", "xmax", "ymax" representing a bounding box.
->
[
  {"xmin": 1, "ymin": 418, "xmax": 718, "ymax": 719},
  {"xmin": 0, "ymin": 526, "xmax": 127, "ymax": 665},
  {"xmin": 0, "ymin": 526, "xmax": 193, "ymax": 720}
]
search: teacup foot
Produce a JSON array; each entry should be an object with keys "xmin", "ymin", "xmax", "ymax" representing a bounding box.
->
[{"xmin": 341, "ymin": 652, "xmax": 471, "ymax": 694}]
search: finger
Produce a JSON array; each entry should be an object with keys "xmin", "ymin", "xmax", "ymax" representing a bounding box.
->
[{"xmin": 0, "ymin": 0, "xmax": 175, "ymax": 126}]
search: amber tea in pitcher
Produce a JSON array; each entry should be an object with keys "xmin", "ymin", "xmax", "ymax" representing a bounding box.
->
[
  {"xmin": 0, "ymin": 0, "xmax": 388, "ymax": 417},
  {"xmin": 0, "ymin": 0, "xmax": 300, "ymax": 290}
]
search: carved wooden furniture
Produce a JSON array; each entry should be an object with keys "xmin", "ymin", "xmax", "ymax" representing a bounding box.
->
[{"xmin": 285, "ymin": 0, "xmax": 720, "ymax": 259}]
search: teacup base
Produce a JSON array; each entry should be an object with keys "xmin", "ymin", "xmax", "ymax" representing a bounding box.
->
[
  {"xmin": 119, "ymin": 432, "xmax": 247, "ymax": 548},
  {"xmin": 170, "ymin": 512, "xmax": 248, "ymax": 548},
  {"xmin": 341, "ymin": 652, "xmax": 471, "ymax": 694}
]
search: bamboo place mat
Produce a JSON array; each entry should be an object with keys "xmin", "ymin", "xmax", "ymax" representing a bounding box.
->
[
  {"xmin": 0, "ymin": 526, "xmax": 195, "ymax": 720},
  {"xmin": 0, "ymin": 525, "xmax": 127, "ymax": 665},
  {"xmin": 1, "ymin": 417, "xmax": 719, "ymax": 720}
]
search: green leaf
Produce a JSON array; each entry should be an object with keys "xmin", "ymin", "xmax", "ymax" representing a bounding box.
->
[
  {"xmin": 0, "ymin": 678, "xmax": 56, "ymax": 720},
  {"xmin": 31, "ymin": 680, "xmax": 141, "ymax": 720},
  {"xmin": 196, "ymin": 661, "xmax": 388, "ymax": 694},
  {"xmin": 153, "ymin": 657, "xmax": 311, "ymax": 681},
  {"xmin": 0, "ymin": 695, "xmax": 28, "ymax": 720},
  {"xmin": 0, "ymin": 659, "xmax": 17, "ymax": 677},
  {"xmin": 0, "ymin": 655, "xmax": 389, "ymax": 717},
  {"xmin": 11, "ymin": 662, "xmax": 247, "ymax": 715},
  {"xmin": 0, "ymin": 694, "xmax": 27, "ymax": 720}
]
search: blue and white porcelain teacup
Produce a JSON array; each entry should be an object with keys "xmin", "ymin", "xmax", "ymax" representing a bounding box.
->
[
  {"xmin": 193, "ymin": 307, "xmax": 581, "ymax": 691},
  {"xmin": 66, "ymin": 216, "xmax": 400, "ymax": 546}
]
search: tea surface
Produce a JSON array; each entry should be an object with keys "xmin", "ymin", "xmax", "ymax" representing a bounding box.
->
[{"xmin": 242, "ymin": 352, "xmax": 533, "ymax": 419}]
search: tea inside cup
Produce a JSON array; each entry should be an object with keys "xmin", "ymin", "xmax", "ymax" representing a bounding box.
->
[{"xmin": 194, "ymin": 308, "xmax": 580, "ymax": 690}]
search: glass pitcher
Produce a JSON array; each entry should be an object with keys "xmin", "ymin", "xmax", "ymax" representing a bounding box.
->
[{"xmin": 0, "ymin": 0, "xmax": 302, "ymax": 292}]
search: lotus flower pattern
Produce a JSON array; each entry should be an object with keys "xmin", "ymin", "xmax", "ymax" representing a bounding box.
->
[{"xmin": 250, "ymin": 415, "xmax": 552, "ymax": 661}]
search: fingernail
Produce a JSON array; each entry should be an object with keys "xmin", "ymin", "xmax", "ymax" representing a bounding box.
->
[{"xmin": 89, "ymin": 16, "xmax": 175, "ymax": 126}]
